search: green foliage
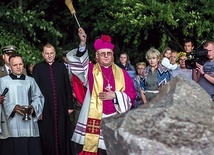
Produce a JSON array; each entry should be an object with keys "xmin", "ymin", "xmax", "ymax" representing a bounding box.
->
[
  {"xmin": 77, "ymin": 0, "xmax": 214, "ymax": 64},
  {"xmin": 0, "ymin": 5, "xmax": 62, "ymax": 65},
  {"xmin": 1, "ymin": 0, "xmax": 214, "ymax": 65}
]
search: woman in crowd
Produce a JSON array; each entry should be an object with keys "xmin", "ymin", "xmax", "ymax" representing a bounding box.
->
[
  {"xmin": 172, "ymin": 52, "xmax": 192, "ymax": 80},
  {"xmin": 140, "ymin": 47, "xmax": 171, "ymax": 103},
  {"xmin": 117, "ymin": 52, "xmax": 135, "ymax": 71},
  {"xmin": 117, "ymin": 52, "xmax": 136, "ymax": 78}
]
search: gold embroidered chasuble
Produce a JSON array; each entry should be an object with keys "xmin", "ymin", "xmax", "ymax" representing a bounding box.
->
[{"xmin": 83, "ymin": 63, "xmax": 125, "ymax": 153}]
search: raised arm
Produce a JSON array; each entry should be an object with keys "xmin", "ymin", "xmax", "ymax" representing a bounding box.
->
[
  {"xmin": 76, "ymin": 28, "xmax": 87, "ymax": 57},
  {"xmin": 78, "ymin": 27, "xmax": 87, "ymax": 47}
]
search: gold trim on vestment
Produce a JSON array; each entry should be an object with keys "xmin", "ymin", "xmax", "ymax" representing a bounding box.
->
[{"xmin": 83, "ymin": 63, "xmax": 125, "ymax": 153}]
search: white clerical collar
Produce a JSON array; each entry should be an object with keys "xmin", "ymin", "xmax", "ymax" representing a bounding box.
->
[
  {"xmin": 46, "ymin": 60, "xmax": 54, "ymax": 65},
  {"xmin": 10, "ymin": 73, "xmax": 25, "ymax": 80}
]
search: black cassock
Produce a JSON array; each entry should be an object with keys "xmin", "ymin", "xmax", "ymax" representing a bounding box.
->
[{"xmin": 33, "ymin": 61, "xmax": 73, "ymax": 155}]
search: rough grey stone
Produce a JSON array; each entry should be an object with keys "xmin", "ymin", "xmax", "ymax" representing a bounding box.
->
[{"xmin": 101, "ymin": 74, "xmax": 214, "ymax": 155}]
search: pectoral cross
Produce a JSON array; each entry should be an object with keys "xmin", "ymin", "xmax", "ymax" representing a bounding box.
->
[{"xmin": 106, "ymin": 83, "xmax": 112, "ymax": 90}]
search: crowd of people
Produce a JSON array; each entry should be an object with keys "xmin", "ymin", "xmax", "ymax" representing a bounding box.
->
[{"xmin": 0, "ymin": 28, "xmax": 214, "ymax": 155}]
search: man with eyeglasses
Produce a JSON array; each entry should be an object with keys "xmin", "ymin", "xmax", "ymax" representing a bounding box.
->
[{"xmin": 67, "ymin": 28, "xmax": 136, "ymax": 155}]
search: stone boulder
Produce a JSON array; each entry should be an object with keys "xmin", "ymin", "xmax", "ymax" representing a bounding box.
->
[{"xmin": 101, "ymin": 75, "xmax": 214, "ymax": 155}]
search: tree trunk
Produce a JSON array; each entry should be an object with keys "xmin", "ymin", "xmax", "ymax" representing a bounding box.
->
[{"xmin": 18, "ymin": 0, "xmax": 22, "ymax": 9}]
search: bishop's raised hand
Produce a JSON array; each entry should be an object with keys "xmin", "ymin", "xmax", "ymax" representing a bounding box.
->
[{"xmin": 78, "ymin": 27, "xmax": 87, "ymax": 47}]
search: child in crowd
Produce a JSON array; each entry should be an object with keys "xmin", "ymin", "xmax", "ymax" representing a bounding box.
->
[
  {"xmin": 133, "ymin": 62, "xmax": 147, "ymax": 107},
  {"xmin": 161, "ymin": 47, "xmax": 178, "ymax": 70}
]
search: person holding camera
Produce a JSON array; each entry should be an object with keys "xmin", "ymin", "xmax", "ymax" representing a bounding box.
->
[{"xmin": 192, "ymin": 41, "xmax": 214, "ymax": 101}]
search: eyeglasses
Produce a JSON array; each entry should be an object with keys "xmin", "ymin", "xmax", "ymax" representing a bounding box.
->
[
  {"xmin": 179, "ymin": 59, "xmax": 187, "ymax": 61},
  {"xmin": 97, "ymin": 52, "xmax": 113, "ymax": 57}
]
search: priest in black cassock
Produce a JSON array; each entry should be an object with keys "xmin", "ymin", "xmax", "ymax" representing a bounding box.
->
[{"xmin": 33, "ymin": 43, "xmax": 74, "ymax": 155}]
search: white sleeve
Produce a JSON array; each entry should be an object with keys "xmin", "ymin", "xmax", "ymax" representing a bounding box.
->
[
  {"xmin": 66, "ymin": 48, "xmax": 89, "ymax": 86},
  {"xmin": 161, "ymin": 57, "xmax": 178, "ymax": 70},
  {"xmin": 113, "ymin": 91, "xmax": 132, "ymax": 113}
]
